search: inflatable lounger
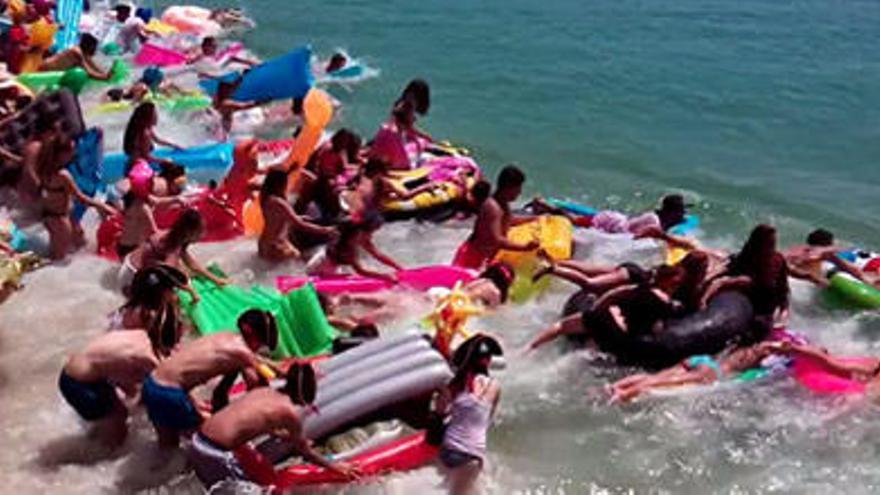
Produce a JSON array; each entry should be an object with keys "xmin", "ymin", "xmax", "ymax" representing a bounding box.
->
[
  {"xmin": 90, "ymin": 93, "xmax": 212, "ymax": 115},
  {"xmin": 134, "ymin": 41, "xmax": 244, "ymax": 67},
  {"xmin": 178, "ymin": 267, "xmax": 336, "ymax": 359},
  {"xmin": 68, "ymin": 128, "xmax": 103, "ymax": 222},
  {"xmin": 200, "ymin": 45, "xmax": 313, "ymax": 103},
  {"xmin": 17, "ymin": 59, "xmax": 129, "ymax": 94},
  {"xmin": 496, "ymin": 215, "xmax": 574, "ymax": 303},
  {"xmin": 53, "ymin": 0, "xmax": 84, "ymax": 51},
  {"xmin": 276, "ymin": 265, "xmax": 476, "ymax": 295},
  {"xmin": 547, "ymin": 197, "xmax": 700, "ymax": 237},
  {"xmin": 100, "ymin": 142, "xmax": 235, "ymax": 185},
  {"xmin": 0, "ymin": 89, "xmax": 84, "ymax": 152},
  {"xmin": 381, "ymin": 156, "xmax": 482, "ymax": 221}
]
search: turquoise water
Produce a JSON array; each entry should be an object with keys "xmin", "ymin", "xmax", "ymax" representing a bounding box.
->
[{"xmin": 213, "ymin": 0, "xmax": 880, "ymax": 247}]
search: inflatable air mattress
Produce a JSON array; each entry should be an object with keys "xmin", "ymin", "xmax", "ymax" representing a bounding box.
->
[
  {"xmin": 793, "ymin": 355, "xmax": 873, "ymax": 395},
  {"xmin": 101, "ymin": 142, "xmax": 235, "ymax": 184},
  {"xmin": 276, "ymin": 265, "xmax": 476, "ymax": 295},
  {"xmin": 382, "ymin": 155, "xmax": 482, "ymax": 220},
  {"xmin": 496, "ymin": 215, "xmax": 573, "ymax": 302},
  {"xmin": 200, "ymin": 46, "xmax": 313, "ymax": 103},
  {"xmin": 17, "ymin": 59, "xmax": 129, "ymax": 93},
  {"xmin": 178, "ymin": 267, "xmax": 336, "ymax": 359},
  {"xmin": 90, "ymin": 93, "xmax": 212, "ymax": 115},
  {"xmin": 134, "ymin": 41, "xmax": 244, "ymax": 67},
  {"xmin": 54, "ymin": 0, "xmax": 84, "ymax": 51}
]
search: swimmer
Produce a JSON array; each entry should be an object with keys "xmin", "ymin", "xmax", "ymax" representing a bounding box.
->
[
  {"xmin": 324, "ymin": 52, "xmax": 348, "ymax": 74},
  {"xmin": 208, "ymin": 7, "xmax": 255, "ymax": 29},
  {"xmin": 123, "ymin": 209, "xmax": 228, "ymax": 298},
  {"xmin": 188, "ymin": 362, "xmax": 358, "ymax": 488},
  {"xmin": 609, "ymin": 341, "xmax": 781, "ymax": 402},
  {"xmin": 58, "ymin": 330, "xmax": 170, "ymax": 447},
  {"xmin": 526, "ymin": 265, "xmax": 686, "ymax": 352},
  {"xmin": 453, "ymin": 165, "xmax": 538, "ymax": 270},
  {"xmin": 142, "ymin": 309, "xmax": 279, "ymax": 448},
  {"xmin": 768, "ymin": 340, "xmax": 880, "ymax": 395},
  {"xmin": 331, "ymin": 262, "xmax": 516, "ymax": 325},
  {"xmin": 435, "ymin": 334, "xmax": 502, "ymax": 495},
  {"xmin": 701, "ymin": 224, "xmax": 789, "ymax": 327},
  {"xmin": 212, "ymin": 77, "xmax": 264, "ymax": 140},
  {"xmin": 39, "ymin": 33, "xmax": 112, "ymax": 80},
  {"xmin": 105, "ymin": 67, "xmax": 186, "ymax": 104},
  {"xmin": 370, "ymin": 98, "xmax": 428, "ymax": 170},
  {"xmin": 294, "ymin": 129, "xmax": 363, "ymax": 222},
  {"xmin": 113, "ymin": 4, "xmax": 155, "ymax": 53},
  {"xmin": 37, "ymin": 133, "xmax": 117, "ymax": 260},
  {"xmin": 258, "ymin": 169, "xmax": 335, "ymax": 262},
  {"xmin": 189, "ymin": 37, "xmax": 257, "ymax": 76},
  {"xmin": 784, "ymin": 228, "xmax": 871, "ymax": 288},
  {"xmin": 122, "ymin": 102, "xmax": 185, "ymax": 177},
  {"xmin": 305, "ymin": 214, "xmax": 402, "ymax": 283}
]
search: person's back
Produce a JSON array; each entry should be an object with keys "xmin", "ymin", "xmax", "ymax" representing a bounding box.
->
[
  {"xmin": 118, "ymin": 195, "xmax": 155, "ymax": 258},
  {"xmin": 199, "ymin": 387, "xmax": 298, "ymax": 449},
  {"xmin": 151, "ymin": 332, "xmax": 253, "ymax": 390},
  {"xmin": 469, "ymin": 197, "xmax": 505, "ymax": 258},
  {"xmin": 64, "ymin": 330, "xmax": 158, "ymax": 390},
  {"xmin": 39, "ymin": 46, "xmax": 81, "ymax": 71}
]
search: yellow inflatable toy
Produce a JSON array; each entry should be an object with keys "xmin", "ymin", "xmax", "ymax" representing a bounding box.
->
[
  {"xmin": 29, "ymin": 18, "xmax": 56, "ymax": 50},
  {"xmin": 284, "ymin": 88, "xmax": 333, "ymax": 191},
  {"xmin": 146, "ymin": 19, "xmax": 179, "ymax": 36},
  {"xmin": 429, "ymin": 282, "xmax": 483, "ymax": 358},
  {"xmin": 496, "ymin": 215, "xmax": 573, "ymax": 302}
]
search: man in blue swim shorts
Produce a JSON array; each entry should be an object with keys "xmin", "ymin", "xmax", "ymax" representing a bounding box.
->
[{"xmin": 143, "ymin": 309, "xmax": 278, "ymax": 448}]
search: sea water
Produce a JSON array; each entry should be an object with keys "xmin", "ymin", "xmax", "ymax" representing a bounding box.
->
[{"xmin": 2, "ymin": 0, "xmax": 880, "ymax": 493}]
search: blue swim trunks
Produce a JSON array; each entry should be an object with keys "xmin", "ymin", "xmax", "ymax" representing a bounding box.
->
[
  {"xmin": 58, "ymin": 370, "xmax": 118, "ymax": 421},
  {"xmin": 142, "ymin": 374, "xmax": 202, "ymax": 431}
]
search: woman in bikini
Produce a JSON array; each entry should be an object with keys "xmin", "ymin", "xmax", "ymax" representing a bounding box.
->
[
  {"xmin": 122, "ymin": 102, "xmax": 185, "ymax": 177},
  {"xmin": 38, "ymin": 134, "xmax": 116, "ymax": 260}
]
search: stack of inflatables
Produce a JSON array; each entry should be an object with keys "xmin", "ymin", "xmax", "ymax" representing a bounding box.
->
[{"xmin": 237, "ymin": 331, "xmax": 451, "ymax": 488}]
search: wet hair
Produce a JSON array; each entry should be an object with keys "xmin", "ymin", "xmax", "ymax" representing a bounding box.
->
[
  {"xmin": 114, "ymin": 4, "xmax": 131, "ymax": 20},
  {"xmin": 479, "ymin": 262, "xmax": 514, "ymax": 303},
  {"xmin": 326, "ymin": 53, "xmax": 347, "ymax": 72},
  {"xmin": 126, "ymin": 265, "xmax": 186, "ymax": 310},
  {"xmin": 497, "ymin": 165, "xmax": 525, "ymax": 190},
  {"xmin": 397, "ymin": 79, "xmax": 430, "ymax": 115},
  {"xmin": 730, "ymin": 224, "xmax": 777, "ymax": 277},
  {"xmin": 351, "ymin": 322, "xmax": 379, "ymax": 338},
  {"xmin": 123, "ymin": 102, "xmax": 157, "ymax": 157},
  {"xmin": 676, "ymin": 251, "xmax": 709, "ymax": 308},
  {"xmin": 330, "ymin": 128, "xmax": 362, "ymax": 163},
  {"xmin": 237, "ymin": 309, "xmax": 279, "ymax": 351},
  {"xmin": 149, "ymin": 302, "xmax": 181, "ymax": 356},
  {"xmin": 470, "ymin": 180, "xmax": 491, "ymax": 206},
  {"xmin": 34, "ymin": 111, "xmax": 57, "ymax": 135},
  {"xmin": 291, "ymin": 97, "xmax": 304, "ymax": 115},
  {"xmin": 201, "ymin": 36, "xmax": 217, "ymax": 49},
  {"xmin": 260, "ymin": 169, "xmax": 289, "ymax": 199},
  {"xmin": 106, "ymin": 88, "xmax": 124, "ymax": 102},
  {"xmin": 362, "ymin": 158, "xmax": 387, "ymax": 179},
  {"xmin": 392, "ymin": 98, "xmax": 415, "ymax": 125},
  {"xmin": 158, "ymin": 163, "xmax": 185, "ymax": 182},
  {"xmin": 653, "ymin": 264, "xmax": 684, "ymax": 285},
  {"xmin": 79, "ymin": 33, "xmax": 98, "ymax": 55},
  {"xmin": 165, "ymin": 208, "xmax": 204, "ymax": 249},
  {"xmin": 807, "ymin": 228, "xmax": 834, "ymax": 247},
  {"xmin": 449, "ymin": 334, "xmax": 501, "ymax": 394},
  {"xmin": 283, "ymin": 362, "xmax": 317, "ymax": 406}
]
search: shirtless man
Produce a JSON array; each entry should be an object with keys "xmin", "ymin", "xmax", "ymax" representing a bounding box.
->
[
  {"xmin": 59, "ymin": 330, "xmax": 168, "ymax": 447},
  {"xmin": 452, "ymin": 165, "xmax": 538, "ymax": 270},
  {"xmin": 142, "ymin": 309, "xmax": 279, "ymax": 448},
  {"xmin": 188, "ymin": 363, "xmax": 357, "ymax": 488},
  {"xmin": 39, "ymin": 33, "xmax": 112, "ymax": 80},
  {"xmin": 783, "ymin": 229, "xmax": 870, "ymax": 288}
]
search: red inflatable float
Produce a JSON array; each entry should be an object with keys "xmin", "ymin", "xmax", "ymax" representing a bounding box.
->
[{"xmin": 235, "ymin": 431, "xmax": 438, "ymax": 489}]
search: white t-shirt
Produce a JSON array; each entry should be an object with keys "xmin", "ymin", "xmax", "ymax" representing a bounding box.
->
[{"xmin": 116, "ymin": 17, "xmax": 145, "ymax": 53}]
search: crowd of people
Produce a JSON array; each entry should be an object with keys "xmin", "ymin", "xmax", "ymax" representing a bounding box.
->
[{"xmin": 0, "ymin": 2, "xmax": 879, "ymax": 494}]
